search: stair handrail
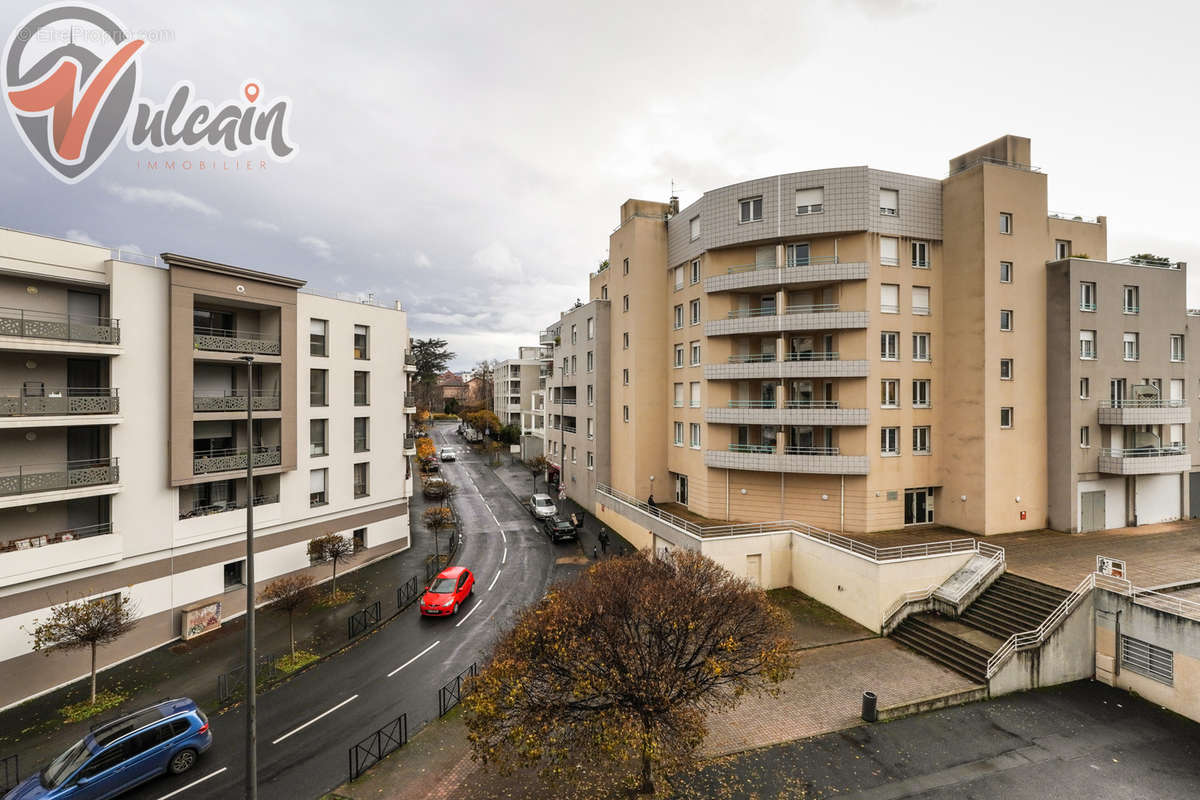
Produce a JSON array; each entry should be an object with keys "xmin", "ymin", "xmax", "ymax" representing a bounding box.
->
[
  {"xmin": 880, "ymin": 543, "xmax": 1006, "ymax": 628},
  {"xmin": 985, "ymin": 572, "xmax": 1095, "ymax": 678}
]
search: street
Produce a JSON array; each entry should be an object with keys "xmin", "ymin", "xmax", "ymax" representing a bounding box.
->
[{"xmin": 119, "ymin": 422, "xmax": 557, "ymax": 800}]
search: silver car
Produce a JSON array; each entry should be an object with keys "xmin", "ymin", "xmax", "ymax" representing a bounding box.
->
[{"xmin": 529, "ymin": 493, "xmax": 557, "ymax": 519}]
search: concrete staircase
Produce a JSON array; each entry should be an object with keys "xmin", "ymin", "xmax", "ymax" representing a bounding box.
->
[
  {"xmin": 890, "ymin": 615, "xmax": 990, "ymax": 684},
  {"xmin": 958, "ymin": 574, "xmax": 1070, "ymax": 640}
]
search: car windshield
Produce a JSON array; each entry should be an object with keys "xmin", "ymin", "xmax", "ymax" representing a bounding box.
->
[
  {"xmin": 42, "ymin": 738, "xmax": 91, "ymax": 789},
  {"xmin": 534, "ymin": 498, "xmax": 551, "ymax": 507},
  {"xmin": 429, "ymin": 577, "xmax": 457, "ymax": 593}
]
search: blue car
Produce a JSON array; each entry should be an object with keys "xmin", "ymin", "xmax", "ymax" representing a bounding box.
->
[{"xmin": 5, "ymin": 698, "xmax": 212, "ymax": 800}]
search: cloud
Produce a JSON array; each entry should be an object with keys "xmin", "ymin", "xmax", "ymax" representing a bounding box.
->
[
  {"xmin": 64, "ymin": 229, "xmax": 102, "ymax": 246},
  {"xmin": 298, "ymin": 235, "xmax": 334, "ymax": 261},
  {"xmin": 116, "ymin": 242, "xmax": 144, "ymax": 254},
  {"xmin": 105, "ymin": 184, "xmax": 219, "ymax": 216},
  {"xmin": 470, "ymin": 242, "xmax": 522, "ymax": 278},
  {"xmin": 244, "ymin": 218, "xmax": 281, "ymax": 233},
  {"xmin": 414, "ymin": 251, "xmax": 432, "ymax": 268}
]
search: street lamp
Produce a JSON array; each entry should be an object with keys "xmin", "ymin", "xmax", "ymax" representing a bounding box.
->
[{"xmin": 238, "ymin": 354, "xmax": 257, "ymax": 800}]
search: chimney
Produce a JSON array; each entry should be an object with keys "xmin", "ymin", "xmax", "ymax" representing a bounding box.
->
[{"xmin": 668, "ymin": 195, "xmax": 680, "ymax": 216}]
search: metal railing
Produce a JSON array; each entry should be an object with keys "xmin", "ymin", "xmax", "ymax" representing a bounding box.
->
[
  {"xmin": 396, "ymin": 575, "xmax": 420, "ymax": 610},
  {"xmin": 785, "ymin": 399, "xmax": 840, "ymax": 409},
  {"xmin": 727, "ymin": 306, "xmax": 779, "ymax": 319},
  {"xmin": 0, "ymin": 306, "xmax": 120, "ymax": 344},
  {"xmin": 785, "ymin": 351, "xmax": 839, "ymax": 361},
  {"xmin": 193, "ymin": 390, "xmax": 280, "ymax": 412},
  {"xmin": 986, "ymin": 572, "xmax": 1095, "ymax": 678},
  {"xmin": 192, "ymin": 326, "xmax": 280, "ymax": 355},
  {"xmin": 784, "ymin": 445, "xmax": 840, "ymax": 455},
  {"xmin": 728, "ymin": 443, "xmax": 775, "ymax": 453},
  {"xmin": 727, "ymin": 400, "xmax": 776, "ymax": 409},
  {"xmin": 1079, "ymin": 302, "xmax": 1097, "ymax": 311},
  {"xmin": 880, "ymin": 542, "xmax": 1006, "ymax": 626},
  {"xmin": 0, "ymin": 457, "xmax": 119, "ymax": 497},
  {"xmin": 1048, "ymin": 211, "xmax": 1100, "ymax": 224},
  {"xmin": 727, "ymin": 256, "xmax": 839, "ymax": 273},
  {"xmin": 2, "ymin": 521, "xmax": 113, "ymax": 552},
  {"xmin": 728, "ymin": 353, "xmax": 776, "ymax": 363},
  {"xmin": 348, "ymin": 600, "xmax": 382, "ymax": 639},
  {"xmin": 438, "ymin": 663, "xmax": 478, "ymax": 717},
  {"xmin": 178, "ymin": 494, "xmax": 278, "ymax": 520},
  {"xmin": 192, "ymin": 446, "xmax": 281, "ymax": 474},
  {"xmin": 1, "ymin": 753, "xmax": 17, "ymax": 794},
  {"xmin": 348, "ymin": 714, "xmax": 408, "ymax": 782},
  {"xmin": 1100, "ymin": 445, "xmax": 1188, "ymax": 458},
  {"xmin": 0, "ymin": 386, "xmax": 119, "ymax": 416},
  {"xmin": 1112, "ymin": 256, "xmax": 1182, "ymax": 270},
  {"xmin": 784, "ymin": 303, "xmax": 839, "ymax": 314},
  {"xmin": 948, "ymin": 156, "xmax": 1041, "ymax": 177},
  {"xmin": 1101, "ymin": 399, "xmax": 1187, "ymax": 408}
]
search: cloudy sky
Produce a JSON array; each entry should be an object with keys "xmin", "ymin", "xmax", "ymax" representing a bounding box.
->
[{"xmin": 1, "ymin": 0, "xmax": 1197, "ymax": 370}]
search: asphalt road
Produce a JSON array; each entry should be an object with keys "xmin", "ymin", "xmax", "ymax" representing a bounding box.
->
[{"xmin": 120, "ymin": 421, "xmax": 558, "ymax": 800}]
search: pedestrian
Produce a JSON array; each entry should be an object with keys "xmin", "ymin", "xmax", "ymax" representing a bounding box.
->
[
  {"xmin": 648, "ymin": 493, "xmax": 656, "ymax": 508},
  {"xmin": 570, "ymin": 512, "xmax": 579, "ymax": 529},
  {"xmin": 576, "ymin": 508, "xmax": 587, "ymax": 528},
  {"xmin": 592, "ymin": 545, "xmax": 599, "ymax": 560},
  {"xmin": 598, "ymin": 527, "xmax": 609, "ymax": 553}
]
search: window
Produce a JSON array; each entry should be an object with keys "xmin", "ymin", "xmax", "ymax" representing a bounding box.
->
[
  {"xmin": 881, "ymin": 379, "xmax": 899, "ymax": 408},
  {"xmin": 881, "ymin": 283, "xmax": 899, "ymax": 313},
  {"xmin": 1123, "ymin": 332, "xmax": 1140, "ymax": 361},
  {"xmin": 1080, "ymin": 330, "xmax": 1096, "ymax": 360},
  {"xmin": 570, "ymin": 447, "xmax": 576, "ymax": 463},
  {"xmin": 795, "ymin": 187, "xmax": 823, "ymax": 215},
  {"xmin": 353, "ymin": 324, "xmax": 369, "ymax": 359},
  {"xmin": 999, "ymin": 212, "xmax": 1012, "ymax": 234},
  {"xmin": 570, "ymin": 324, "xmax": 577, "ymax": 344},
  {"xmin": 690, "ymin": 423, "xmax": 701, "ymax": 449},
  {"xmin": 586, "ymin": 317, "xmax": 595, "ymax": 339},
  {"xmin": 739, "ymin": 196, "xmax": 763, "ymax": 223},
  {"xmin": 353, "ymin": 528, "xmax": 366, "ymax": 551},
  {"xmin": 881, "ymin": 427, "xmax": 899, "ymax": 455},
  {"xmin": 690, "ymin": 216, "xmax": 700, "ymax": 241},
  {"xmin": 586, "ymin": 351, "xmax": 594, "ymax": 372},
  {"xmin": 353, "ymin": 462, "xmax": 369, "ymax": 498},
  {"xmin": 691, "ymin": 259, "xmax": 701, "ymax": 284},
  {"xmin": 310, "ymin": 369, "xmax": 328, "ymax": 406},
  {"xmin": 586, "ymin": 418, "xmax": 594, "ymax": 439},
  {"xmin": 1171, "ymin": 334, "xmax": 1185, "ymax": 362},
  {"xmin": 911, "ymin": 241, "xmax": 929, "ymax": 268},
  {"xmin": 587, "ymin": 384, "xmax": 594, "ymax": 405},
  {"xmin": 690, "ymin": 341, "xmax": 701, "ymax": 366},
  {"xmin": 912, "ymin": 379, "xmax": 931, "ymax": 408},
  {"xmin": 674, "ymin": 383, "xmax": 684, "ymax": 408},
  {"xmin": 353, "ymin": 417, "xmax": 369, "ymax": 452},
  {"xmin": 1122, "ymin": 635, "xmax": 1174, "ymax": 686},
  {"xmin": 587, "ymin": 451, "xmax": 594, "ymax": 469},
  {"xmin": 785, "ymin": 242, "xmax": 809, "ymax": 267},
  {"xmin": 674, "ymin": 304, "xmax": 684, "ymax": 329},
  {"xmin": 1000, "ymin": 358, "xmax": 1013, "ymax": 380},
  {"xmin": 1080, "ymin": 281, "xmax": 1097, "ymax": 311},
  {"xmin": 223, "ymin": 560, "xmax": 244, "ymax": 589},
  {"xmin": 673, "ymin": 266, "xmax": 684, "ymax": 291},
  {"xmin": 1000, "ymin": 407, "xmax": 1013, "ymax": 429},
  {"xmin": 1080, "ymin": 426, "xmax": 1090, "ymax": 448},
  {"xmin": 1000, "ymin": 309, "xmax": 1013, "ymax": 331},
  {"xmin": 622, "ymin": 332, "xmax": 629, "ymax": 349},
  {"xmin": 622, "ymin": 295, "xmax": 629, "ymax": 312},
  {"xmin": 310, "ymin": 468, "xmax": 327, "ymax": 507},
  {"xmin": 309, "ymin": 319, "xmax": 328, "ymax": 357},
  {"xmin": 561, "ymin": 356, "xmax": 568, "ymax": 374},
  {"xmin": 690, "ymin": 381, "xmax": 701, "ymax": 408},
  {"xmin": 1055, "ymin": 239, "xmax": 1071, "ymax": 260},
  {"xmin": 912, "ymin": 333, "xmax": 931, "ymax": 362},
  {"xmin": 880, "ymin": 237, "xmax": 899, "ymax": 266},
  {"xmin": 353, "ymin": 371, "xmax": 369, "ymax": 405},
  {"xmin": 570, "ymin": 355, "xmax": 576, "ymax": 374},
  {"xmin": 1080, "ymin": 377, "xmax": 1090, "ymax": 398},
  {"xmin": 912, "ymin": 286, "xmax": 930, "ymax": 315},
  {"xmin": 310, "ymin": 419, "xmax": 328, "ymax": 457},
  {"xmin": 674, "ymin": 421, "xmax": 684, "ymax": 446},
  {"xmin": 623, "ymin": 257, "xmax": 629, "ymax": 275},
  {"xmin": 881, "ymin": 331, "xmax": 899, "ymax": 360},
  {"xmin": 690, "ymin": 299, "xmax": 701, "ymax": 325},
  {"xmin": 601, "ymin": 284, "xmax": 608, "ymax": 300},
  {"xmin": 673, "ymin": 345, "xmax": 684, "ymax": 368},
  {"xmin": 1123, "ymin": 286, "xmax": 1139, "ymax": 314},
  {"xmin": 623, "ymin": 405, "xmax": 629, "ymax": 422},
  {"xmin": 912, "ymin": 426, "xmax": 930, "ymax": 454},
  {"xmin": 623, "ymin": 368, "xmax": 630, "ymax": 385},
  {"xmin": 1000, "ymin": 261, "xmax": 1012, "ymax": 283},
  {"xmin": 879, "ymin": 188, "xmax": 898, "ymax": 216}
]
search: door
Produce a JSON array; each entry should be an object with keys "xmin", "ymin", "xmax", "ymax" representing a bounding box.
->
[
  {"xmin": 746, "ymin": 554, "xmax": 762, "ymax": 587},
  {"xmin": 904, "ymin": 488, "xmax": 933, "ymax": 525},
  {"xmin": 67, "ymin": 290, "xmax": 101, "ymax": 323},
  {"xmin": 674, "ymin": 474, "xmax": 688, "ymax": 505},
  {"xmin": 67, "ymin": 426, "xmax": 103, "ymax": 467},
  {"xmin": 1081, "ymin": 490, "xmax": 1105, "ymax": 532},
  {"xmin": 116, "ymin": 726, "xmax": 175, "ymax": 794},
  {"xmin": 67, "ymin": 358, "xmax": 102, "ymax": 391}
]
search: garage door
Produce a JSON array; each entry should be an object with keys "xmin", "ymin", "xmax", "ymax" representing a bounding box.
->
[
  {"xmin": 1080, "ymin": 491, "xmax": 1105, "ymax": 532},
  {"xmin": 1191, "ymin": 472, "xmax": 1200, "ymax": 519},
  {"xmin": 1135, "ymin": 474, "xmax": 1181, "ymax": 526}
]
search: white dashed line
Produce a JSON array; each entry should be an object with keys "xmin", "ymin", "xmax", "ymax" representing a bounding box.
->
[
  {"xmin": 155, "ymin": 767, "xmax": 228, "ymax": 799},
  {"xmin": 502, "ymin": 547, "xmax": 507, "ymax": 565},
  {"xmin": 271, "ymin": 695, "xmax": 358, "ymax": 744},
  {"xmin": 455, "ymin": 602, "xmax": 483, "ymax": 627},
  {"xmin": 488, "ymin": 569, "xmax": 501, "ymax": 591},
  {"xmin": 388, "ymin": 640, "xmax": 440, "ymax": 677},
  {"xmin": 501, "ymin": 530, "xmax": 507, "ymax": 543}
]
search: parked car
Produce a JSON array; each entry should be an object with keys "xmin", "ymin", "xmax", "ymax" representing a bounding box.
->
[
  {"xmin": 528, "ymin": 493, "xmax": 557, "ymax": 519},
  {"xmin": 420, "ymin": 566, "xmax": 475, "ymax": 616},
  {"xmin": 422, "ymin": 478, "xmax": 452, "ymax": 500},
  {"xmin": 6, "ymin": 698, "xmax": 211, "ymax": 800},
  {"xmin": 420, "ymin": 457, "xmax": 439, "ymax": 474},
  {"xmin": 542, "ymin": 517, "xmax": 577, "ymax": 542},
  {"xmin": 439, "ymin": 448, "xmax": 456, "ymax": 462}
]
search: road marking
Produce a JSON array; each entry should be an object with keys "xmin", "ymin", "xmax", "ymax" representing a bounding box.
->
[
  {"xmin": 455, "ymin": 601, "xmax": 484, "ymax": 627},
  {"xmin": 502, "ymin": 546, "xmax": 507, "ymax": 564},
  {"xmin": 271, "ymin": 695, "xmax": 358, "ymax": 744},
  {"xmin": 388, "ymin": 640, "xmax": 440, "ymax": 677},
  {"xmin": 488, "ymin": 569, "xmax": 501, "ymax": 591},
  {"xmin": 501, "ymin": 530, "xmax": 507, "ymax": 543},
  {"xmin": 156, "ymin": 767, "xmax": 228, "ymax": 799}
]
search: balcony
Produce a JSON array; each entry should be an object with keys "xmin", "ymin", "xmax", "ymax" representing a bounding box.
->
[
  {"xmin": 705, "ymin": 352, "xmax": 869, "ymax": 381},
  {"xmin": 705, "ymin": 446, "xmax": 868, "ymax": 475},
  {"xmin": 0, "ymin": 523, "xmax": 122, "ymax": 588},
  {"xmin": 404, "ymin": 353, "xmax": 417, "ymax": 373},
  {"xmin": 1098, "ymin": 446, "xmax": 1190, "ymax": 476},
  {"xmin": 0, "ymin": 306, "xmax": 120, "ymax": 345},
  {"xmin": 2, "ymin": 521, "xmax": 113, "ymax": 552},
  {"xmin": 192, "ymin": 326, "xmax": 280, "ymax": 356},
  {"xmin": 193, "ymin": 390, "xmax": 280, "ymax": 413},
  {"xmin": 706, "ymin": 400, "xmax": 868, "ymax": 427},
  {"xmin": 0, "ymin": 457, "xmax": 120, "ymax": 498},
  {"xmin": 192, "ymin": 446, "xmax": 281, "ymax": 475},
  {"xmin": 0, "ymin": 387, "xmax": 119, "ymax": 417},
  {"xmin": 704, "ymin": 259, "xmax": 869, "ymax": 293},
  {"xmin": 705, "ymin": 305, "xmax": 868, "ymax": 337},
  {"xmin": 403, "ymin": 437, "xmax": 416, "ymax": 456},
  {"xmin": 403, "ymin": 395, "xmax": 417, "ymax": 414},
  {"xmin": 178, "ymin": 494, "xmax": 279, "ymax": 520},
  {"xmin": 1097, "ymin": 400, "xmax": 1191, "ymax": 426}
]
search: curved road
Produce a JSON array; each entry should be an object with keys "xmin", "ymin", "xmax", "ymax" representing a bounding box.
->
[{"xmin": 123, "ymin": 421, "xmax": 557, "ymax": 800}]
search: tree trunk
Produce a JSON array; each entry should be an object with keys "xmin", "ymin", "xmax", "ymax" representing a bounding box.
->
[
  {"xmin": 638, "ymin": 716, "xmax": 654, "ymax": 794},
  {"xmin": 90, "ymin": 642, "xmax": 97, "ymax": 704},
  {"xmin": 331, "ymin": 560, "xmax": 338, "ymax": 596},
  {"xmin": 288, "ymin": 610, "xmax": 295, "ymax": 657}
]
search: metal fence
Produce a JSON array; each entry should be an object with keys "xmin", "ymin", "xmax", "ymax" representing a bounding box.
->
[
  {"xmin": 217, "ymin": 654, "xmax": 286, "ymax": 704},
  {"xmin": 0, "ymin": 753, "xmax": 17, "ymax": 794},
  {"xmin": 438, "ymin": 663, "xmax": 477, "ymax": 717},
  {"xmin": 348, "ymin": 600, "xmax": 382, "ymax": 639},
  {"xmin": 397, "ymin": 575, "xmax": 420, "ymax": 610},
  {"xmin": 347, "ymin": 713, "xmax": 408, "ymax": 781}
]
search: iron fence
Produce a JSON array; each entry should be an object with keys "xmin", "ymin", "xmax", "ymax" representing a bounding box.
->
[
  {"xmin": 0, "ymin": 753, "xmax": 17, "ymax": 794},
  {"xmin": 217, "ymin": 654, "xmax": 285, "ymax": 704},
  {"xmin": 397, "ymin": 575, "xmax": 420, "ymax": 610},
  {"xmin": 348, "ymin": 714, "xmax": 408, "ymax": 781},
  {"xmin": 348, "ymin": 600, "xmax": 382, "ymax": 639},
  {"xmin": 438, "ymin": 662, "xmax": 477, "ymax": 717}
]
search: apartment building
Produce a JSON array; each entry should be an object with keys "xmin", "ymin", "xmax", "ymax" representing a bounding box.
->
[
  {"xmin": 583, "ymin": 135, "xmax": 1188, "ymax": 537},
  {"xmin": 493, "ymin": 349, "xmax": 542, "ymax": 428},
  {"xmin": 0, "ymin": 229, "xmax": 413, "ymax": 708}
]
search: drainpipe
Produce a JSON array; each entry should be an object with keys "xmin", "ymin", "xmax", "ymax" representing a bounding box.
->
[
  {"xmin": 725, "ymin": 469, "xmax": 730, "ymax": 520},
  {"xmin": 840, "ymin": 474, "xmax": 845, "ymax": 532}
]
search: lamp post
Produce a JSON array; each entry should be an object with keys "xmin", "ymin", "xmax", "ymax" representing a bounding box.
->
[{"xmin": 238, "ymin": 355, "xmax": 257, "ymax": 800}]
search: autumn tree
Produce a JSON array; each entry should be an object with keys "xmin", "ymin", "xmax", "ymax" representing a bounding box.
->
[
  {"xmin": 526, "ymin": 455, "xmax": 549, "ymax": 492},
  {"xmin": 307, "ymin": 534, "xmax": 356, "ymax": 597},
  {"xmin": 464, "ymin": 549, "xmax": 792, "ymax": 794},
  {"xmin": 259, "ymin": 575, "xmax": 315, "ymax": 657},
  {"xmin": 416, "ymin": 436, "xmax": 436, "ymax": 462},
  {"xmin": 465, "ymin": 409, "xmax": 501, "ymax": 437},
  {"xmin": 422, "ymin": 505, "xmax": 456, "ymax": 563},
  {"xmin": 27, "ymin": 593, "xmax": 139, "ymax": 704}
]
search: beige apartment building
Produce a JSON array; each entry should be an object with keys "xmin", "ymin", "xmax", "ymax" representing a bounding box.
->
[
  {"xmin": 584, "ymin": 135, "xmax": 1189, "ymax": 537},
  {"xmin": 494, "ymin": 348, "xmax": 542, "ymax": 430},
  {"xmin": 0, "ymin": 228, "xmax": 414, "ymax": 709}
]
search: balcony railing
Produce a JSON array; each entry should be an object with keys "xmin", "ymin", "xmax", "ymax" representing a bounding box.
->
[
  {"xmin": 2, "ymin": 521, "xmax": 113, "ymax": 552},
  {"xmin": 558, "ymin": 398, "xmax": 577, "ymax": 405},
  {"xmin": 785, "ymin": 445, "xmax": 840, "ymax": 456},
  {"xmin": 1101, "ymin": 446, "xmax": 1187, "ymax": 458},
  {"xmin": 192, "ymin": 326, "xmax": 281, "ymax": 355},
  {"xmin": 785, "ymin": 399, "xmax": 840, "ymax": 409},
  {"xmin": 0, "ymin": 387, "xmax": 119, "ymax": 416},
  {"xmin": 729, "ymin": 353, "xmax": 776, "ymax": 363},
  {"xmin": 727, "ymin": 400, "xmax": 777, "ymax": 409},
  {"xmin": 0, "ymin": 457, "xmax": 119, "ymax": 497},
  {"xmin": 193, "ymin": 390, "xmax": 281, "ymax": 412},
  {"xmin": 0, "ymin": 306, "xmax": 120, "ymax": 345},
  {"xmin": 728, "ymin": 443, "xmax": 775, "ymax": 453},
  {"xmin": 728, "ymin": 306, "xmax": 779, "ymax": 319},
  {"xmin": 1079, "ymin": 302, "xmax": 1097, "ymax": 312},
  {"xmin": 784, "ymin": 303, "xmax": 839, "ymax": 314},
  {"xmin": 785, "ymin": 351, "xmax": 839, "ymax": 362},
  {"xmin": 1102, "ymin": 399, "xmax": 1187, "ymax": 408},
  {"xmin": 727, "ymin": 256, "xmax": 839, "ymax": 273},
  {"xmin": 192, "ymin": 446, "xmax": 281, "ymax": 475},
  {"xmin": 178, "ymin": 494, "xmax": 278, "ymax": 520}
]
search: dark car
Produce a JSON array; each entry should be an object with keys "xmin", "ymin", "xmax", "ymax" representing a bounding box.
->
[
  {"xmin": 420, "ymin": 457, "xmax": 439, "ymax": 473},
  {"xmin": 542, "ymin": 517, "xmax": 578, "ymax": 542}
]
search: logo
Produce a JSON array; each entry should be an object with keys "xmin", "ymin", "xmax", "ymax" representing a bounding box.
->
[{"xmin": 3, "ymin": 3, "xmax": 295, "ymax": 183}]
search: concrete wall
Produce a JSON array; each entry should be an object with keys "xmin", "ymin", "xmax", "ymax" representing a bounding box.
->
[{"xmin": 989, "ymin": 593, "xmax": 1095, "ymax": 696}]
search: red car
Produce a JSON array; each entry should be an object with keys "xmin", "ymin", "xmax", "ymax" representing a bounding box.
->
[{"xmin": 420, "ymin": 566, "xmax": 474, "ymax": 616}]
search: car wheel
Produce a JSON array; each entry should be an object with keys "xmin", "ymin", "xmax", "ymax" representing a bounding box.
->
[{"xmin": 169, "ymin": 748, "xmax": 198, "ymax": 775}]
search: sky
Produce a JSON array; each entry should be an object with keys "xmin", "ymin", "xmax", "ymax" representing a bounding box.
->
[{"xmin": 1, "ymin": 0, "xmax": 1197, "ymax": 370}]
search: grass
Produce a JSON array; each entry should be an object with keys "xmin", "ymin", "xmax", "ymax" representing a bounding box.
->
[
  {"xmin": 312, "ymin": 588, "xmax": 357, "ymax": 609},
  {"xmin": 276, "ymin": 650, "xmax": 319, "ymax": 673},
  {"xmin": 59, "ymin": 689, "xmax": 128, "ymax": 724}
]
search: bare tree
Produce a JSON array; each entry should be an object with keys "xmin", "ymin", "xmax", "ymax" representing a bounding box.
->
[
  {"xmin": 464, "ymin": 549, "xmax": 792, "ymax": 794},
  {"xmin": 259, "ymin": 575, "xmax": 315, "ymax": 657},
  {"xmin": 307, "ymin": 534, "xmax": 356, "ymax": 597},
  {"xmin": 27, "ymin": 593, "xmax": 139, "ymax": 704},
  {"xmin": 526, "ymin": 455, "xmax": 549, "ymax": 493},
  {"xmin": 422, "ymin": 505, "xmax": 456, "ymax": 564}
]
